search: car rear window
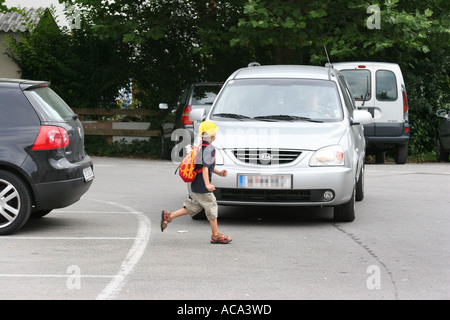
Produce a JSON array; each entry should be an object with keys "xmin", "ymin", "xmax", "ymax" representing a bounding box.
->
[
  {"xmin": 340, "ymin": 70, "xmax": 371, "ymax": 101},
  {"xmin": 376, "ymin": 70, "xmax": 398, "ymax": 101},
  {"xmin": 191, "ymin": 85, "xmax": 222, "ymax": 105},
  {"xmin": 25, "ymin": 87, "xmax": 75, "ymax": 121}
]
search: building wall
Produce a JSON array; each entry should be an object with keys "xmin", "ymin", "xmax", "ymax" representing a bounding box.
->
[{"xmin": 0, "ymin": 32, "xmax": 20, "ymax": 79}]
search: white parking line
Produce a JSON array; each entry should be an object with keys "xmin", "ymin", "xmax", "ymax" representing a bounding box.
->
[
  {"xmin": 1, "ymin": 199, "xmax": 151, "ymax": 300},
  {"xmin": 92, "ymin": 200, "xmax": 151, "ymax": 300}
]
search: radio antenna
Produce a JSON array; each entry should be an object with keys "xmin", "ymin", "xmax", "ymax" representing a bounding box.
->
[{"xmin": 324, "ymin": 45, "xmax": 332, "ymax": 68}]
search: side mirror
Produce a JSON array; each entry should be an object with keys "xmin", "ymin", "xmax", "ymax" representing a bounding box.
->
[
  {"xmin": 352, "ymin": 110, "xmax": 372, "ymax": 125},
  {"xmin": 159, "ymin": 103, "xmax": 168, "ymax": 110},
  {"xmin": 436, "ymin": 109, "xmax": 449, "ymax": 119},
  {"xmin": 189, "ymin": 108, "xmax": 205, "ymax": 133}
]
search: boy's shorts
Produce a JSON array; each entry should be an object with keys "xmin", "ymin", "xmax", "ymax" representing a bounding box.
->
[{"xmin": 183, "ymin": 192, "xmax": 218, "ymax": 221}]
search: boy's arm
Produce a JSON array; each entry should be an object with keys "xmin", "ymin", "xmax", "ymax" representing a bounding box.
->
[
  {"xmin": 202, "ymin": 166, "xmax": 216, "ymax": 191},
  {"xmin": 213, "ymin": 168, "xmax": 227, "ymax": 177}
]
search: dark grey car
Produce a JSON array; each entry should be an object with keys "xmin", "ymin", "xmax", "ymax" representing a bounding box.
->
[
  {"xmin": 436, "ymin": 109, "xmax": 450, "ymax": 162},
  {"xmin": 159, "ymin": 82, "xmax": 222, "ymax": 159},
  {"xmin": 0, "ymin": 79, "xmax": 94, "ymax": 235}
]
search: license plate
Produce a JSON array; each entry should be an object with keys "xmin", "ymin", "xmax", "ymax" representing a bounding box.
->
[
  {"xmin": 238, "ymin": 174, "xmax": 292, "ymax": 189},
  {"xmin": 83, "ymin": 167, "xmax": 94, "ymax": 182}
]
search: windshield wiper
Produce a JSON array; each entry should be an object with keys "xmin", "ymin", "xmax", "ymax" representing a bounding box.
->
[
  {"xmin": 254, "ymin": 115, "xmax": 323, "ymax": 123},
  {"xmin": 212, "ymin": 113, "xmax": 252, "ymax": 120}
]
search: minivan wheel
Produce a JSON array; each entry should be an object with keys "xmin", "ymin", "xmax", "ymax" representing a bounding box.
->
[
  {"xmin": 0, "ymin": 171, "xmax": 32, "ymax": 235},
  {"xmin": 395, "ymin": 143, "xmax": 408, "ymax": 164},
  {"xmin": 355, "ymin": 165, "xmax": 364, "ymax": 202},
  {"xmin": 333, "ymin": 186, "xmax": 356, "ymax": 222}
]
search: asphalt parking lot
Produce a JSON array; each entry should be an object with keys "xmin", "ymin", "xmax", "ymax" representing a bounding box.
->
[{"xmin": 0, "ymin": 157, "xmax": 449, "ymax": 300}]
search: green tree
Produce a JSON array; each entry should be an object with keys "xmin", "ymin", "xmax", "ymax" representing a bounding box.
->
[
  {"xmin": 229, "ymin": 0, "xmax": 449, "ymax": 154},
  {"xmin": 6, "ymin": 6, "xmax": 132, "ymax": 109}
]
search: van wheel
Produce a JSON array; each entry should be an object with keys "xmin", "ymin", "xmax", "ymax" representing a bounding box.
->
[
  {"xmin": 333, "ymin": 186, "xmax": 355, "ymax": 222},
  {"xmin": 375, "ymin": 151, "xmax": 385, "ymax": 164},
  {"xmin": 0, "ymin": 171, "xmax": 32, "ymax": 235},
  {"xmin": 436, "ymin": 137, "xmax": 449, "ymax": 162},
  {"xmin": 395, "ymin": 144, "xmax": 408, "ymax": 164}
]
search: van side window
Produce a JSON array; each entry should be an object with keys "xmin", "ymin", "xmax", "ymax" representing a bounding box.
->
[
  {"xmin": 340, "ymin": 70, "xmax": 371, "ymax": 101},
  {"xmin": 337, "ymin": 75, "xmax": 355, "ymax": 117},
  {"xmin": 376, "ymin": 70, "xmax": 397, "ymax": 101}
]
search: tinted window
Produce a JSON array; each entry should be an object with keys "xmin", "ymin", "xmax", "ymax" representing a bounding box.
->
[
  {"xmin": 25, "ymin": 87, "xmax": 74, "ymax": 121},
  {"xmin": 340, "ymin": 70, "xmax": 371, "ymax": 100},
  {"xmin": 376, "ymin": 70, "xmax": 397, "ymax": 101},
  {"xmin": 0, "ymin": 87, "xmax": 38, "ymax": 127},
  {"xmin": 191, "ymin": 85, "xmax": 221, "ymax": 105},
  {"xmin": 212, "ymin": 79, "xmax": 343, "ymax": 122}
]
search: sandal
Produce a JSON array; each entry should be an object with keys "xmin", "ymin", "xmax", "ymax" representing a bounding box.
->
[
  {"xmin": 211, "ymin": 233, "xmax": 232, "ymax": 244},
  {"xmin": 160, "ymin": 210, "xmax": 172, "ymax": 232}
]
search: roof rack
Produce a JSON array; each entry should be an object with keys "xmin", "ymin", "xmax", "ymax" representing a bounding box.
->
[{"xmin": 247, "ymin": 62, "xmax": 261, "ymax": 67}]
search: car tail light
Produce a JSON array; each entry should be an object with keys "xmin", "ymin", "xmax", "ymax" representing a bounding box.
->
[
  {"xmin": 181, "ymin": 105, "xmax": 193, "ymax": 125},
  {"xmin": 402, "ymin": 86, "xmax": 408, "ymax": 121},
  {"xmin": 32, "ymin": 126, "xmax": 70, "ymax": 151}
]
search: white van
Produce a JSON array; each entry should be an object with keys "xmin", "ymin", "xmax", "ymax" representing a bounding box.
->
[{"xmin": 332, "ymin": 62, "xmax": 409, "ymax": 164}]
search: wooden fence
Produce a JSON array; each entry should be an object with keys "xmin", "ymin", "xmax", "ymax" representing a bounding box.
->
[{"xmin": 72, "ymin": 108, "xmax": 160, "ymax": 144}]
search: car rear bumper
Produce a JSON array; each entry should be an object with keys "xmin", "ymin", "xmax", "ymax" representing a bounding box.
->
[
  {"xmin": 364, "ymin": 122, "xmax": 410, "ymax": 146},
  {"xmin": 23, "ymin": 154, "xmax": 94, "ymax": 210},
  {"xmin": 34, "ymin": 176, "xmax": 93, "ymax": 210}
]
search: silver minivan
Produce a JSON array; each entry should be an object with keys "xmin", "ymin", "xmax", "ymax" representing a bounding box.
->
[
  {"xmin": 190, "ymin": 65, "xmax": 372, "ymax": 222},
  {"xmin": 332, "ymin": 62, "xmax": 409, "ymax": 164}
]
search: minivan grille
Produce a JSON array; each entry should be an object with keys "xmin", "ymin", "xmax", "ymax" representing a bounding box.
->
[{"xmin": 231, "ymin": 148, "xmax": 301, "ymax": 165}]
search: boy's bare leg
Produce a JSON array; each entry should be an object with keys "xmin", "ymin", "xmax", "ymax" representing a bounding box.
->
[
  {"xmin": 169, "ymin": 207, "xmax": 189, "ymax": 220},
  {"xmin": 209, "ymin": 218, "xmax": 219, "ymax": 236}
]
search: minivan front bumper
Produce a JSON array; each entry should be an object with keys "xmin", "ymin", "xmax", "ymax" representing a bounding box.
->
[{"xmin": 213, "ymin": 160, "xmax": 355, "ymax": 207}]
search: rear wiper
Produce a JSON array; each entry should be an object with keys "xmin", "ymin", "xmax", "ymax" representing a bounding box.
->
[
  {"xmin": 212, "ymin": 113, "xmax": 252, "ymax": 120},
  {"xmin": 254, "ymin": 115, "xmax": 323, "ymax": 123}
]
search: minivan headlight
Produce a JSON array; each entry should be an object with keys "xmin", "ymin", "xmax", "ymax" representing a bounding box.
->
[{"xmin": 309, "ymin": 145, "xmax": 344, "ymax": 166}]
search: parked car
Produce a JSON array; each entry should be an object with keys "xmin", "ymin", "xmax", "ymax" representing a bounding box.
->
[
  {"xmin": 159, "ymin": 82, "xmax": 223, "ymax": 159},
  {"xmin": 190, "ymin": 64, "xmax": 372, "ymax": 222},
  {"xmin": 0, "ymin": 79, "xmax": 94, "ymax": 235},
  {"xmin": 332, "ymin": 62, "xmax": 409, "ymax": 164},
  {"xmin": 436, "ymin": 109, "xmax": 450, "ymax": 162}
]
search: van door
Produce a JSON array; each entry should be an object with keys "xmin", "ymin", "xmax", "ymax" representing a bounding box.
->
[
  {"xmin": 339, "ymin": 65, "xmax": 375, "ymax": 136},
  {"xmin": 374, "ymin": 68, "xmax": 404, "ymax": 136}
]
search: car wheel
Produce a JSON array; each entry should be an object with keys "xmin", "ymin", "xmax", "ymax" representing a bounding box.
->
[
  {"xmin": 334, "ymin": 186, "xmax": 355, "ymax": 222},
  {"xmin": 375, "ymin": 150, "xmax": 385, "ymax": 164},
  {"xmin": 191, "ymin": 209, "xmax": 207, "ymax": 220},
  {"xmin": 355, "ymin": 165, "xmax": 364, "ymax": 202},
  {"xmin": 161, "ymin": 129, "xmax": 172, "ymax": 160},
  {"xmin": 436, "ymin": 136, "xmax": 449, "ymax": 162},
  {"xmin": 0, "ymin": 171, "xmax": 32, "ymax": 235},
  {"xmin": 395, "ymin": 144, "xmax": 408, "ymax": 164}
]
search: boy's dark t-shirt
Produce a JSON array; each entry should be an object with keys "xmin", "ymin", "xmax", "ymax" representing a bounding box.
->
[{"xmin": 191, "ymin": 141, "xmax": 216, "ymax": 194}]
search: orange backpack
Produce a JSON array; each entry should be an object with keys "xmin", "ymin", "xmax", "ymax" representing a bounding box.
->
[{"xmin": 176, "ymin": 143, "xmax": 214, "ymax": 183}]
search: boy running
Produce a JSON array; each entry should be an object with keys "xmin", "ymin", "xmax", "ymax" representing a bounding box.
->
[{"xmin": 161, "ymin": 121, "xmax": 232, "ymax": 244}]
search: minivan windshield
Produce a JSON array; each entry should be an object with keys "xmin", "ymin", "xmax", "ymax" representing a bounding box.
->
[
  {"xmin": 211, "ymin": 79, "xmax": 343, "ymax": 122},
  {"xmin": 25, "ymin": 87, "xmax": 75, "ymax": 121}
]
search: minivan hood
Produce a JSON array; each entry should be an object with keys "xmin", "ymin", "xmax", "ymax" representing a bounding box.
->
[{"xmin": 212, "ymin": 120, "xmax": 347, "ymax": 151}]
